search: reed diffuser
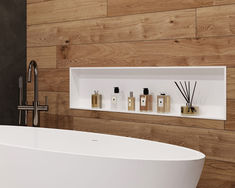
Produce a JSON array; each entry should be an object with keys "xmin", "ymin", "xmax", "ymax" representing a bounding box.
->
[{"xmin": 174, "ymin": 81, "xmax": 199, "ymax": 115}]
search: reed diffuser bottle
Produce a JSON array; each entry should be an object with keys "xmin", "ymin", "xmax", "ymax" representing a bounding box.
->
[
  {"xmin": 140, "ymin": 88, "xmax": 152, "ymax": 112},
  {"xmin": 174, "ymin": 81, "xmax": 199, "ymax": 115}
]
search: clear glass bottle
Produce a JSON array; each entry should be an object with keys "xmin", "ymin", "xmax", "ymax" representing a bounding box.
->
[
  {"xmin": 111, "ymin": 87, "xmax": 122, "ymax": 110},
  {"xmin": 128, "ymin": 91, "xmax": 135, "ymax": 111},
  {"xmin": 140, "ymin": 88, "xmax": 152, "ymax": 112}
]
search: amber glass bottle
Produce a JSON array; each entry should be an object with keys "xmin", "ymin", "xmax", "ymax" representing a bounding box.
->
[
  {"xmin": 128, "ymin": 91, "xmax": 135, "ymax": 111},
  {"xmin": 92, "ymin": 90, "xmax": 102, "ymax": 108}
]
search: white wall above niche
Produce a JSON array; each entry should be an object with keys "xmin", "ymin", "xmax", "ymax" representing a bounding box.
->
[{"xmin": 70, "ymin": 66, "xmax": 226, "ymax": 120}]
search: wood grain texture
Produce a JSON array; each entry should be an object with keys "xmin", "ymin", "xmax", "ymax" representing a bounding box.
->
[
  {"xmin": 27, "ymin": 69, "xmax": 69, "ymax": 92},
  {"xmin": 198, "ymin": 159, "xmax": 235, "ymax": 188},
  {"xmin": 197, "ymin": 4, "xmax": 235, "ymax": 37},
  {"xmin": 107, "ymin": 0, "xmax": 235, "ymax": 17},
  {"xmin": 71, "ymin": 109, "xmax": 225, "ymax": 130},
  {"xmin": 27, "ymin": 0, "xmax": 107, "ymax": 25},
  {"xmin": 150, "ymin": 124, "xmax": 235, "ymax": 163},
  {"xmin": 228, "ymin": 68, "xmax": 235, "ymax": 100},
  {"xmin": 27, "ymin": 0, "xmax": 235, "ymax": 186},
  {"xmin": 214, "ymin": 0, "xmax": 235, "ymax": 5},
  {"xmin": 225, "ymin": 100, "xmax": 235, "ymax": 131},
  {"xmin": 57, "ymin": 36, "xmax": 235, "ymax": 68},
  {"xmin": 28, "ymin": 112, "xmax": 74, "ymax": 129},
  {"xmin": 73, "ymin": 117, "xmax": 235, "ymax": 163},
  {"xmin": 27, "ymin": 91, "xmax": 97, "ymax": 117},
  {"xmin": 27, "ymin": 47, "xmax": 56, "ymax": 68},
  {"xmin": 73, "ymin": 117, "xmax": 153, "ymax": 140},
  {"xmin": 108, "ymin": 0, "xmax": 212, "ymax": 16},
  {"xmin": 27, "ymin": 9, "xmax": 195, "ymax": 47},
  {"xmin": 27, "ymin": 91, "xmax": 70, "ymax": 116},
  {"xmin": 27, "ymin": 91, "xmax": 78, "ymax": 116},
  {"xmin": 27, "ymin": 91, "xmax": 224, "ymax": 130},
  {"xmin": 88, "ymin": 111, "xmax": 225, "ymax": 130},
  {"xmin": 27, "ymin": 0, "xmax": 48, "ymax": 4}
]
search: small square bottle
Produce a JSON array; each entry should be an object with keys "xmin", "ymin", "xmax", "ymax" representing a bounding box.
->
[
  {"xmin": 111, "ymin": 87, "xmax": 122, "ymax": 110},
  {"xmin": 140, "ymin": 88, "xmax": 152, "ymax": 112},
  {"xmin": 157, "ymin": 93, "xmax": 170, "ymax": 113},
  {"xmin": 92, "ymin": 90, "xmax": 102, "ymax": 109}
]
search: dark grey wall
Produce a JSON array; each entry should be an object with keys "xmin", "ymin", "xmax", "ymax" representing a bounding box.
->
[{"xmin": 0, "ymin": 0, "xmax": 26, "ymax": 125}]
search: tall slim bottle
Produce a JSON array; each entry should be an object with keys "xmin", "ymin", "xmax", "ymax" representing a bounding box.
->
[
  {"xmin": 111, "ymin": 87, "xmax": 122, "ymax": 110},
  {"xmin": 128, "ymin": 91, "xmax": 135, "ymax": 111}
]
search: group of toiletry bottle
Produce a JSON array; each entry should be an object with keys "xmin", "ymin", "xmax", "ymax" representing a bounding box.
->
[{"xmin": 92, "ymin": 87, "xmax": 171, "ymax": 113}]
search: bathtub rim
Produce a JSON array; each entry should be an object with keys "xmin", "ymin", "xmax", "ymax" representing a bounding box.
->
[{"xmin": 0, "ymin": 125, "xmax": 206, "ymax": 162}]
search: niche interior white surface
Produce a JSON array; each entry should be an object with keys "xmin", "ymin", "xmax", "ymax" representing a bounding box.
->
[{"xmin": 70, "ymin": 66, "xmax": 226, "ymax": 120}]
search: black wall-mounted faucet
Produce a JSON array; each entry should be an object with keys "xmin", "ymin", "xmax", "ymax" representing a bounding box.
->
[{"xmin": 18, "ymin": 60, "xmax": 49, "ymax": 127}]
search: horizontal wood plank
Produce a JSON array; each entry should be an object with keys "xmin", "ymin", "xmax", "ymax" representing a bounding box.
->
[
  {"xmin": 73, "ymin": 117, "xmax": 235, "ymax": 163},
  {"xmin": 197, "ymin": 4, "xmax": 235, "ymax": 37},
  {"xmin": 73, "ymin": 117, "xmax": 153, "ymax": 140},
  {"xmin": 27, "ymin": 112, "xmax": 73, "ymax": 129},
  {"xmin": 27, "ymin": 0, "xmax": 107, "ymax": 25},
  {"xmin": 198, "ymin": 177, "xmax": 235, "ymax": 188},
  {"xmin": 108, "ymin": 0, "xmax": 211, "ymax": 16},
  {"xmin": 150, "ymin": 124, "xmax": 235, "ymax": 163},
  {"xmin": 27, "ymin": 69, "xmax": 69, "ymax": 92},
  {"xmin": 56, "ymin": 36, "xmax": 235, "ymax": 68},
  {"xmin": 27, "ymin": 0, "xmax": 47, "ymax": 4},
  {"xmin": 91, "ymin": 111, "xmax": 224, "ymax": 130},
  {"xmin": 214, "ymin": 0, "xmax": 235, "ymax": 5},
  {"xmin": 27, "ymin": 47, "xmax": 56, "ymax": 68},
  {"xmin": 198, "ymin": 159, "xmax": 235, "ymax": 188},
  {"xmin": 40, "ymin": 113, "xmax": 74, "ymax": 129},
  {"xmin": 27, "ymin": 9, "xmax": 195, "ymax": 47},
  {"xmin": 108, "ymin": 0, "xmax": 235, "ymax": 17}
]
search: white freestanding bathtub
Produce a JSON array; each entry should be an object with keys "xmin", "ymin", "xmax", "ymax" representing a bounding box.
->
[{"xmin": 0, "ymin": 126, "xmax": 205, "ymax": 188}]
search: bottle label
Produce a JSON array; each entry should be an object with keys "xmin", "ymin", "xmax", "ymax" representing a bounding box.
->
[
  {"xmin": 92, "ymin": 95, "xmax": 98, "ymax": 107},
  {"xmin": 112, "ymin": 96, "xmax": 117, "ymax": 104},
  {"xmin": 158, "ymin": 98, "xmax": 164, "ymax": 107},
  {"xmin": 128, "ymin": 99, "xmax": 132, "ymax": 107},
  {"xmin": 140, "ymin": 96, "xmax": 146, "ymax": 106}
]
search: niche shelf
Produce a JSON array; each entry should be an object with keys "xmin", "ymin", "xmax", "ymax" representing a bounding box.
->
[{"xmin": 70, "ymin": 66, "xmax": 226, "ymax": 120}]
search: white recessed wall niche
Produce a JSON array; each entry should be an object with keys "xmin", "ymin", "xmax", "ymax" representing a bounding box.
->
[{"xmin": 70, "ymin": 66, "xmax": 226, "ymax": 120}]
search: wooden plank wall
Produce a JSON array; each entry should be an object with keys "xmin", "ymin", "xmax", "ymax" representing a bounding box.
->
[{"xmin": 27, "ymin": 0, "xmax": 235, "ymax": 187}]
